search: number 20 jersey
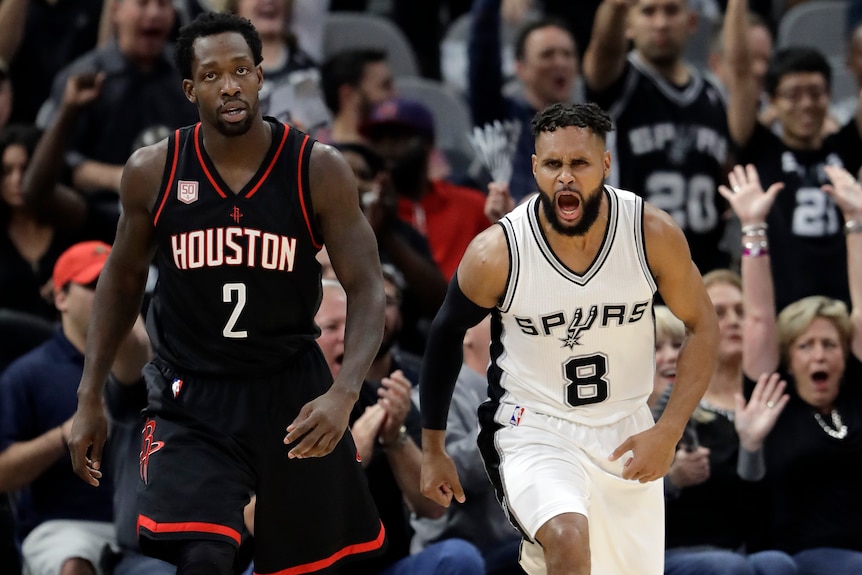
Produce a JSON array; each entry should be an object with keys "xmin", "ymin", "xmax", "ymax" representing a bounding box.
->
[
  {"xmin": 491, "ymin": 187, "xmax": 656, "ymax": 426},
  {"xmin": 146, "ymin": 119, "xmax": 324, "ymax": 376},
  {"xmin": 588, "ymin": 53, "xmax": 730, "ymax": 274}
]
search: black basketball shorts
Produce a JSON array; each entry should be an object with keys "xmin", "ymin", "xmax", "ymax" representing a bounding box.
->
[{"xmin": 136, "ymin": 346, "xmax": 386, "ymax": 574}]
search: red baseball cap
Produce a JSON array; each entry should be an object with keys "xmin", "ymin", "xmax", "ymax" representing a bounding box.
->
[{"xmin": 53, "ymin": 241, "xmax": 111, "ymax": 292}]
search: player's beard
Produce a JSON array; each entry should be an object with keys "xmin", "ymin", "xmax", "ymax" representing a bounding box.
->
[{"xmin": 538, "ymin": 179, "xmax": 604, "ymax": 237}]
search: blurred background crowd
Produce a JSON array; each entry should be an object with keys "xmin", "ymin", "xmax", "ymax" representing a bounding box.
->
[{"xmin": 3, "ymin": 0, "xmax": 862, "ymax": 574}]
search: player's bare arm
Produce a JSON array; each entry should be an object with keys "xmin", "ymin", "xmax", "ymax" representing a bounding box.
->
[
  {"xmin": 610, "ymin": 204, "xmax": 719, "ymax": 482},
  {"xmin": 420, "ymin": 225, "xmax": 509, "ymax": 506},
  {"xmin": 69, "ymin": 142, "xmax": 162, "ymax": 486},
  {"xmin": 284, "ymin": 142, "xmax": 385, "ymax": 459}
]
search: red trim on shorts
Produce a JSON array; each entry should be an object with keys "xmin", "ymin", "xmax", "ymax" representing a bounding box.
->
[
  {"xmin": 246, "ymin": 124, "xmax": 289, "ymax": 198},
  {"xmin": 137, "ymin": 514, "xmax": 241, "ymax": 545},
  {"xmin": 254, "ymin": 520, "xmax": 386, "ymax": 575},
  {"xmin": 193, "ymin": 123, "xmax": 228, "ymax": 198},
  {"xmin": 153, "ymin": 129, "xmax": 181, "ymax": 226},
  {"xmin": 295, "ymin": 134, "xmax": 322, "ymax": 250}
]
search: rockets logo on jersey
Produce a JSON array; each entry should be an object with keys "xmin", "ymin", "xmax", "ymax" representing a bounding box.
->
[
  {"xmin": 514, "ymin": 300, "xmax": 651, "ymax": 349},
  {"xmin": 140, "ymin": 419, "xmax": 165, "ymax": 484}
]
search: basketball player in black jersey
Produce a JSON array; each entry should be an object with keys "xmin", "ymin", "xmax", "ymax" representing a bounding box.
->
[{"xmin": 68, "ymin": 12, "xmax": 387, "ymax": 575}]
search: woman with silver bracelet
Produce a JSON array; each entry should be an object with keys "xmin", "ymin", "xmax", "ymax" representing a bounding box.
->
[{"xmin": 720, "ymin": 163, "xmax": 862, "ymax": 575}]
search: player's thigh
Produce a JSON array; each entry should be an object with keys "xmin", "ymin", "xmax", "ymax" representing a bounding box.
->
[
  {"xmin": 137, "ymin": 413, "xmax": 252, "ymax": 550},
  {"xmin": 251, "ymin": 429, "xmax": 383, "ymax": 574},
  {"xmin": 494, "ymin": 421, "xmax": 592, "ymax": 541}
]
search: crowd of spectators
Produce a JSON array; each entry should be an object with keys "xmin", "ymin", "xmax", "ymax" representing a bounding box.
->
[{"xmin": 3, "ymin": 0, "xmax": 862, "ymax": 573}]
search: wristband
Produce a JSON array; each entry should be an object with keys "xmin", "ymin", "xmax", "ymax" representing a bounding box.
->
[
  {"xmin": 742, "ymin": 240, "xmax": 769, "ymax": 257},
  {"xmin": 741, "ymin": 222, "xmax": 768, "ymax": 236},
  {"xmin": 845, "ymin": 220, "xmax": 862, "ymax": 235},
  {"xmin": 379, "ymin": 425, "xmax": 408, "ymax": 448}
]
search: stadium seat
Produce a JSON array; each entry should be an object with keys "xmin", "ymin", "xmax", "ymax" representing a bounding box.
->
[{"xmin": 322, "ymin": 11, "xmax": 420, "ymax": 78}]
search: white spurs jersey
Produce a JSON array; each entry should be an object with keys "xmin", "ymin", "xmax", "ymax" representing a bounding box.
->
[{"xmin": 490, "ymin": 187, "xmax": 657, "ymax": 425}]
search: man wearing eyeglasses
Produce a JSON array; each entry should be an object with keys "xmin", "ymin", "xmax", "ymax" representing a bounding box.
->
[{"xmin": 724, "ymin": 0, "xmax": 862, "ymax": 313}]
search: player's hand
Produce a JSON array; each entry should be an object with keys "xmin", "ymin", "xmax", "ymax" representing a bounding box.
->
[
  {"xmin": 667, "ymin": 446, "xmax": 711, "ymax": 488},
  {"xmin": 377, "ymin": 370, "xmax": 412, "ymax": 444},
  {"xmin": 717, "ymin": 163, "xmax": 783, "ymax": 226},
  {"xmin": 420, "ymin": 449, "xmax": 465, "ymax": 507},
  {"xmin": 609, "ymin": 423, "xmax": 678, "ymax": 483},
  {"xmin": 68, "ymin": 397, "xmax": 107, "ymax": 487},
  {"xmin": 284, "ymin": 387, "xmax": 352, "ymax": 459}
]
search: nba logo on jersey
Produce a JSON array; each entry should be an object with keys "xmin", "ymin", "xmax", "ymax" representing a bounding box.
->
[
  {"xmin": 171, "ymin": 377, "xmax": 184, "ymax": 398},
  {"xmin": 177, "ymin": 180, "xmax": 199, "ymax": 204},
  {"xmin": 509, "ymin": 406, "xmax": 525, "ymax": 426}
]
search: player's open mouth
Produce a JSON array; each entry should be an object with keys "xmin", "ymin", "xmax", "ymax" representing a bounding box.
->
[
  {"xmin": 221, "ymin": 105, "xmax": 247, "ymax": 122},
  {"xmin": 557, "ymin": 193, "xmax": 581, "ymax": 221}
]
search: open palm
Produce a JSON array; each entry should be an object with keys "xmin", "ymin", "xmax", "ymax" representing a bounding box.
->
[{"xmin": 717, "ymin": 164, "xmax": 784, "ymax": 225}]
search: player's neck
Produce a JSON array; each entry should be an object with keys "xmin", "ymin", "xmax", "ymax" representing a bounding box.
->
[{"xmin": 201, "ymin": 118, "xmax": 271, "ymax": 166}]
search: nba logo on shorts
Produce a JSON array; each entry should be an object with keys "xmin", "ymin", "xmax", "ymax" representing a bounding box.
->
[
  {"xmin": 510, "ymin": 406, "xmax": 525, "ymax": 426},
  {"xmin": 171, "ymin": 377, "xmax": 184, "ymax": 398},
  {"xmin": 178, "ymin": 180, "xmax": 199, "ymax": 204}
]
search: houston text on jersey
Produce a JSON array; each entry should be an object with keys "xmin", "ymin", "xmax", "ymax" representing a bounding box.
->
[{"xmin": 170, "ymin": 227, "xmax": 298, "ymax": 271}]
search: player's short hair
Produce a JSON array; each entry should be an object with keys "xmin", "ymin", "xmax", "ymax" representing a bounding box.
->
[
  {"xmin": 175, "ymin": 11, "xmax": 263, "ymax": 80},
  {"xmin": 531, "ymin": 102, "xmax": 615, "ymax": 143},
  {"xmin": 764, "ymin": 47, "xmax": 831, "ymax": 97}
]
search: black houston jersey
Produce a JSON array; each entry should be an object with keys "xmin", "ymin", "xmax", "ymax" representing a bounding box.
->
[
  {"xmin": 589, "ymin": 52, "xmax": 730, "ymax": 274},
  {"xmin": 147, "ymin": 119, "xmax": 324, "ymax": 376}
]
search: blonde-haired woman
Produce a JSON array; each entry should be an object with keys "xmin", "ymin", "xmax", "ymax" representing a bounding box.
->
[
  {"xmin": 654, "ymin": 268, "xmax": 797, "ymax": 575},
  {"xmin": 720, "ymin": 163, "xmax": 862, "ymax": 574},
  {"xmin": 652, "ymin": 305, "xmax": 685, "ymax": 411}
]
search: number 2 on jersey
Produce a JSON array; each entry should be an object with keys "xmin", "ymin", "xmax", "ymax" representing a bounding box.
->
[
  {"xmin": 222, "ymin": 282, "xmax": 248, "ymax": 338},
  {"xmin": 564, "ymin": 353, "xmax": 609, "ymax": 407}
]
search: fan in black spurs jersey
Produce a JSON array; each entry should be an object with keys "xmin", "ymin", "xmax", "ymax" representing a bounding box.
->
[
  {"xmin": 723, "ymin": 0, "xmax": 862, "ymax": 313},
  {"xmin": 583, "ymin": 0, "xmax": 732, "ymax": 275},
  {"xmin": 418, "ymin": 102, "xmax": 719, "ymax": 575},
  {"xmin": 68, "ymin": 12, "xmax": 387, "ymax": 575}
]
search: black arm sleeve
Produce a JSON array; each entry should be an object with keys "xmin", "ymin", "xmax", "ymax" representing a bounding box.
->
[{"xmin": 419, "ymin": 273, "xmax": 495, "ymax": 430}]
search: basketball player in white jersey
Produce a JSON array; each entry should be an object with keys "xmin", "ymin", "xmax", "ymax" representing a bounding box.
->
[{"xmin": 418, "ymin": 102, "xmax": 719, "ymax": 575}]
